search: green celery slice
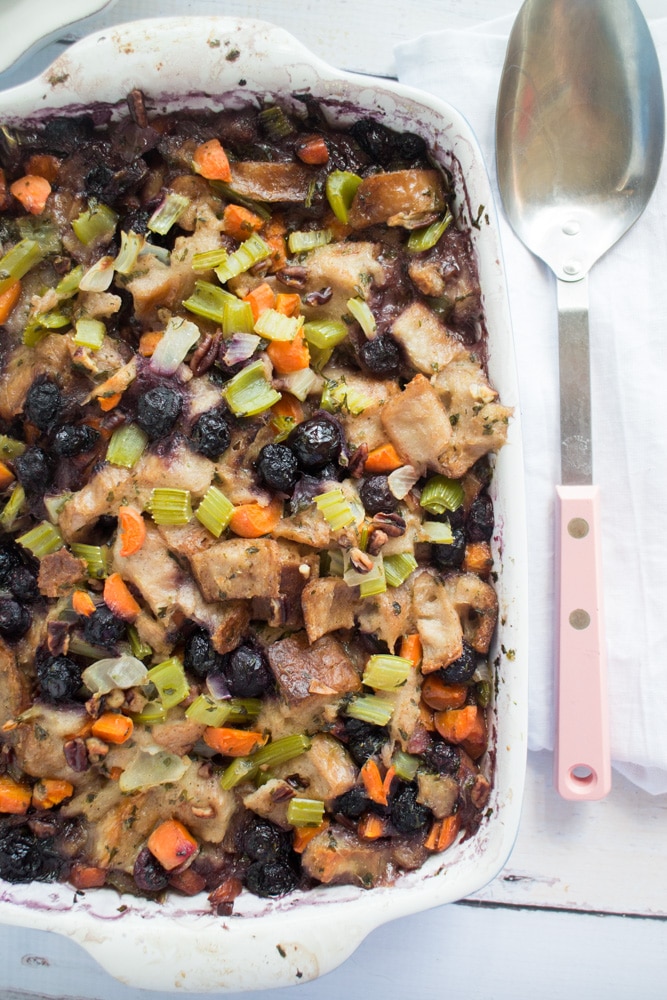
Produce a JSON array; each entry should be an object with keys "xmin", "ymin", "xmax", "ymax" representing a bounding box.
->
[
  {"xmin": 147, "ymin": 193, "xmax": 190, "ymax": 235},
  {"xmin": 421, "ymin": 520, "xmax": 454, "ymax": 544},
  {"xmin": 106, "ymin": 424, "xmax": 148, "ymax": 469},
  {"xmin": 72, "ymin": 202, "xmax": 118, "ymax": 246},
  {"xmin": 183, "ymin": 280, "xmax": 237, "ymax": 324},
  {"xmin": 392, "ymin": 749, "xmax": 421, "ymax": 781},
  {"xmin": 215, "ymin": 233, "xmax": 270, "ymax": 284},
  {"xmin": 196, "ymin": 485, "xmax": 234, "ymax": 537},
  {"xmin": 252, "ymin": 733, "xmax": 311, "ymax": 768},
  {"xmin": 0, "ymin": 436, "xmax": 26, "ymax": 460},
  {"xmin": 254, "ymin": 308, "xmax": 301, "ymax": 342},
  {"xmin": 419, "ymin": 475, "xmax": 464, "ymax": 514},
  {"xmin": 185, "ymin": 693, "xmax": 232, "ymax": 728},
  {"xmin": 73, "ymin": 318, "xmax": 106, "ymax": 350},
  {"xmin": 383, "ymin": 553, "xmax": 418, "ymax": 588},
  {"xmin": 220, "ymin": 757, "xmax": 259, "ymax": 790},
  {"xmin": 303, "ymin": 319, "xmax": 348, "ymax": 350},
  {"xmin": 222, "ymin": 360, "xmax": 281, "ymax": 417},
  {"xmin": 346, "ymin": 694, "xmax": 395, "ymax": 726},
  {"xmin": 70, "ymin": 543, "xmax": 109, "ymax": 580},
  {"xmin": 146, "ymin": 656, "xmax": 190, "ymax": 709},
  {"xmin": 17, "ymin": 521, "xmax": 64, "ymax": 558},
  {"xmin": 314, "ymin": 488, "xmax": 356, "ymax": 531},
  {"xmin": 286, "ymin": 798, "xmax": 325, "ymax": 828},
  {"xmin": 287, "ymin": 229, "xmax": 332, "ymax": 254},
  {"xmin": 0, "ymin": 485, "xmax": 26, "ymax": 530},
  {"xmin": 362, "ymin": 654, "xmax": 413, "ymax": 691},
  {"xmin": 148, "ymin": 488, "xmax": 193, "ymax": 526},
  {"xmin": 325, "ymin": 171, "xmax": 362, "ymax": 223},
  {"xmin": 407, "ymin": 210, "xmax": 453, "ymax": 253},
  {"xmin": 0, "ymin": 239, "xmax": 43, "ymax": 295}
]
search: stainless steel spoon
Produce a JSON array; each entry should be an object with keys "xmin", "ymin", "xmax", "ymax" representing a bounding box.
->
[{"xmin": 496, "ymin": 0, "xmax": 664, "ymax": 799}]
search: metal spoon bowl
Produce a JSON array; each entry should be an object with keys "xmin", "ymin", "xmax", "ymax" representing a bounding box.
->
[{"xmin": 496, "ymin": 0, "xmax": 664, "ymax": 799}]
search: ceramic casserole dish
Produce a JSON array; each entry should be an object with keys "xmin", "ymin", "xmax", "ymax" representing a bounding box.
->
[{"xmin": 0, "ymin": 17, "xmax": 528, "ymax": 993}]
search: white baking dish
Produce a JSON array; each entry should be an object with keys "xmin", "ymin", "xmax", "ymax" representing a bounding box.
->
[{"xmin": 0, "ymin": 17, "xmax": 528, "ymax": 993}]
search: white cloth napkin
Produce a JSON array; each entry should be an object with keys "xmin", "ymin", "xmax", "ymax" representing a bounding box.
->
[{"xmin": 396, "ymin": 17, "xmax": 667, "ymax": 794}]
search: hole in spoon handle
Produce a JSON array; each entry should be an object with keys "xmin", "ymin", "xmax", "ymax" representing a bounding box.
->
[{"xmin": 554, "ymin": 485, "xmax": 611, "ymax": 800}]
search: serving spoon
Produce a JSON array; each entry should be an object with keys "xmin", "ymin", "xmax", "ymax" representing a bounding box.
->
[{"xmin": 496, "ymin": 0, "xmax": 664, "ymax": 799}]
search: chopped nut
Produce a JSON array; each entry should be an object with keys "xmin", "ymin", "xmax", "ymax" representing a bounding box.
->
[
  {"xmin": 349, "ymin": 547, "xmax": 374, "ymax": 573},
  {"xmin": 85, "ymin": 737, "xmax": 109, "ymax": 763},
  {"xmin": 367, "ymin": 528, "xmax": 388, "ymax": 555},
  {"xmin": 372, "ymin": 511, "xmax": 406, "ymax": 537}
]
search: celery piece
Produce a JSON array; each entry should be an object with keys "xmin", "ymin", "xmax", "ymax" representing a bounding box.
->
[
  {"xmin": 359, "ymin": 571, "xmax": 387, "ymax": 598},
  {"xmin": 271, "ymin": 415, "xmax": 296, "ymax": 443},
  {"xmin": 55, "ymin": 264, "xmax": 85, "ymax": 299},
  {"xmin": 258, "ymin": 105, "xmax": 295, "ymax": 140},
  {"xmin": 147, "ymin": 192, "xmax": 190, "ymax": 236},
  {"xmin": 210, "ymin": 182, "xmax": 271, "ymax": 221},
  {"xmin": 220, "ymin": 757, "xmax": 259, "ymax": 790},
  {"xmin": 254, "ymin": 308, "xmax": 301, "ymax": 342},
  {"xmin": 407, "ymin": 210, "xmax": 453, "ymax": 253},
  {"xmin": 113, "ymin": 230, "xmax": 145, "ymax": 274},
  {"xmin": 421, "ymin": 521, "xmax": 454, "ymax": 544},
  {"xmin": 278, "ymin": 367, "xmax": 318, "ymax": 402},
  {"xmin": 225, "ymin": 698, "xmax": 262, "ymax": 722},
  {"xmin": 222, "ymin": 296, "xmax": 255, "ymax": 336},
  {"xmin": 346, "ymin": 694, "xmax": 395, "ymax": 727},
  {"xmin": 184, "ymin": 280, "xmax": 236, "ymax": 324},
  {"xmin": 128, "ymin": 625, "xmax": 152, "ymax": 661},
  {"xmin": 362, "ymin": 654, "xmax": 412, "ymax": 691},
  {"xmin": 214, "ymin": 233, "xmax": 270, "ymax": 284},
  {"xmin": 346, "ymin": 297, "xmax": 376, "ymax": 338},
  {"xmin": 72, "ymin": 202, "xmax": 118, "ymax": 246},
  {"xmin": 252, "ymin": 733, "xmax": 311, "ymax": 768},
  {"xmin": 325, "ymin": 171, "xmax": 362, "ymax": 223},
  {"xmin": 0, "ymin": 484, "xmax": 26, "ymax": 530},
  {"xmin": 43, "ymin": 493, "xmax": 72, "ymax": 525},
  {"xmin": 17, "ymin": 521, "xmax": 63, "ymax": 558},
  {"xmin": 22, "ymin": 321, "xmax": 47, "ymax": 348},
  {"xmin": 73, "ymin": 317, "xmax": 105, "ymax": 351},
  {"xmin": 303, "ymin": 319, "xmax": 348, "ymax": 351},
  {"xmin": 185, "ymin": 693, "xmax": 232, "ymax": 728},
  {"xmin": 392, "ymin": 749, "xmax": 421, "ymax": 782},
  {"xmin": 419, "ymin": 474, "xmax": 464, "ymax": 514},
  {"xmin": 148, "ymin": 488, "xmax": 193, "ymax": 526},
  {"xmin": 106, "ymin": 424, "xmax": 148, "ymax": 469},
  {"xmin": 130, "ymin": 701, "xmax": 168, "ymax": 725},
  {"xmin": 222, "ymin": 360, "xmax": 281, "ymax": 417},
  {"xmin": 308, "ymin": 344, "xmax": 334, "ymax": 373},
  {"xmin": 287, "ymin": 229, "xmax": 332, "ymax": 254},
  {"xmin": 67, "ymin": 636, "xmax": 113, "ymax": 660},
  {"xmin": 17, "ymin": 217, "xmax": 61, "ymax": 255},
  {"xmin": 70, "ymin": 543, "xmax": 109, "ymax": 580},
  {"xmin": 149, "ymin": 317, "xmax": 200, "ymax": 375},
  {"xmin": 78, "ymin": 256, "xmax": 115, "ymax": 292},
  {"xmin": 383, "ymin": 553, "xmax": 418, "ymax": 588},
  {"xmin": 286, "ymin": 798, "xmax": 325, "ymax": 828},
  {"xmin": 320, "ymin": 377, "xmax": 372, "ymax": 416},
  {"xmin": 0, "ymin": 238, "xmax": 43, "ymax": 295},
  {"xmin": 314, "ymin": 488, "xmax": 356, "ymax": 531},
  {"xmin": 146, "ymin": 656, "xmax": 190, "ymax": 709},
  {"xmin": 0, "ymin": 436, "xmax": 26, "ymax": 460},
  {"xmin": 36, "ymin": 310, "xmax": 71, "ymax": 331},
  {"xmin": 196, "ymin": 485, "xmax": 234, "ymax": 537},
  {"xmin": 191, "ymin": 247, "xmax": 232, "ymax": 270}
]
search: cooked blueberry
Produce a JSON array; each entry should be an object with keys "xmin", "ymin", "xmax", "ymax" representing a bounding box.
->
[
  {"xmin": 390, "ymin": 783, "xmax": 431, "ymax": 833},
  {"xmin": 466, "ymin": 493, "xmax": 494, "ymax": 542},
  {"xmin": 37, "ymin": 655, "xmax": 82, "ymax": 702},
  {"xmin": 191, "ymin": 407, "xmax": 231, "ymax": 459},
  {"xmin": 136, "ymin": 385, "xmax": 182, "ymax": 440},
  {"xmin": 24, "ymin": 377, "xmax": 62, "ymax": 431},
  {"xmin": 256, "ymin": 443, "xmax": 299, "ymax": 494},
  {"xmin": 14, "ymin": 447, "xmax": 54, "ymax": 495},
  {"xmin": 349, "ymin": 118, "xmax": 399, "ymax": 167},
  {"xmin": 332, "ymin": 786, "xmax": 372, "ymax": 820},
  {"xmin": 240, "ymin": 817, "xmax": 291, "ymax": 863},
  {"xmin": 343, "ymin": 717, "xmax": 388, "ymax": 766},
  {"xmin": 421, "ymin": 738, "xmax": 461, "ymax": 776},
  {"xmin": 0, "ymin": 597, "xmax": 31, "ymax": 642},
  {"xmin": 224, "ymin": 644, "xmax": 273, "ymax": 697},
  {"xmin": 0, "ymin": 825, "xmax": 61, "ymax": 883},
  {"xmin": 288, "ymin": 414, "xmax": 343, "ymax": 471},
  {"xmin": 184, "ymin": 628, "xmax": 223, "ymax": 677},
  {"xmin": 359, "ymin": 475, "xmax": 397, "ymax": 515},
  {"xmin": 359, "ymin": 335, "xmax": 400, "ymax": 377},
  {"xmin": 133, "ymin": 846, "xmax": 169, "ymax": 892},
  {"xmin": 52, "ymin": 423, "xmax": 100, "ymax": 458},
  {"xmin": 245, "ymin": 859, "xmax": 297, "ymax": 898},
  {"xmin": 0, "ymin": 540, "xmax": 24, "ymax": 587},
  {"xmin": 439, "ymin": 640, "xmax": 477, "ymax": 684},
  {"xmin": 7, "ymin": 565, "xmax": 39, "ymax": 603},
  {"xmin": 83, "ymin": 605, "xmax": 126, "ymax": 650},
  {"xmin": 432, "ymin": 527, "xmax": 466, "ymax": 569}
]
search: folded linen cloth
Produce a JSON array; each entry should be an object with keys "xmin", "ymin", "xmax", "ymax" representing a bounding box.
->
[{"xmin": 396, "ymin": 17, "xmax": 667, "ymax": 794}]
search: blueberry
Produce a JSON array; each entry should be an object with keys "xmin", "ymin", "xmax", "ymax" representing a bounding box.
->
[
  {"xmin": 82, "ymin": 605, "xmax": 126, "ymax": 650},
  {"xmin": 37, "ymin": 655, "xmax": 82, "ymax": 702},
  {"xmin": 390, "ymin": 783, "xmax": 431, "ymax": 833},
  {"xmin": 240, "ymin": 817, "xmax": 291, "ymax": 863},
  {"xmin": 245, "ymin": 859, "xmax": 297, "ymax": 898},
  {"xmin": 184, "ymin": 628, "xmax": 223, "ymax": 677},
  {"xmin": 133, "ymin": 846, "xmax": 169, "ymax": 892},
  {"xmin": 343, "ymin": 717, "xmax": 388, "ymax": 767},
  {"xmin": 191, "ymin": 407, "xmax": 231, "ymax": 460},
  {"xmin": 0, "ymin": 540, "xmax": 24, "ymax": 588},
  {"xmin": 288, "ymin": 414, "xmax": 343, "ymax": 471},
  {"xmin": 466, "ymin": 493, "xmax": 494, "ymax": 542},
  {"xmin": 52, "ymin": 423, "xmax": 100, "ymax": 458},
  {"xmin": 14, "ymin": 447, "xmax": 54, "ymax": 495},
  {"xmin": 225, "ymin": 644, "xmax": 273, "ymax": 697},
  {"xmin": 421, "ymin": 738, "xmax": 461, "ymax": 776},
  {"xmin": 7, "ymin": 566, "xmax": 39, "ymax": 604},
  {"xmin": 255, "ymin": 443, "xmax": 299, "ymax": 494},
  {"xmin": 359, "ymin": 475, "xmax": 397, "ymax": 515},
  {"xmin": 332, "ymin": 786, "xmax": 372, "ymax": 820},
  {"xmin": 24, "ymin": 377, "xmax": 62, "ymax": 431},
  {"xmin": 0, "ymin": 825, "xmax": 62, "ymax": 883},
  {"xmin": 432, "ymin": 527, "xmax": 466, "ymax": 569},
  {"xmin": 0, "ymin": 597, "xmax": 31, "ymax": 642},
  {"xmin": 439, "ymin": 640, "xmax": 477, "ymax": 684},
  {"xmin": 136, "ymin": 385, "xmax": 182, "ymax": 441},
  {"xmin": 359, "ymin": 335, "xmax": 400, "ymax": 377}
]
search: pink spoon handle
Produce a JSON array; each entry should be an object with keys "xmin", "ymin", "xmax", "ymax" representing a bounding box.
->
[{"xmin": 554, "ymin": 484, "xmax": 611, "ymax": 799}]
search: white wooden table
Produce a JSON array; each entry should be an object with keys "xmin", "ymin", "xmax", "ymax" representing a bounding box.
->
[{"xmin": 2, "ymin": 1, "xmax": 667, "ymax": 997}]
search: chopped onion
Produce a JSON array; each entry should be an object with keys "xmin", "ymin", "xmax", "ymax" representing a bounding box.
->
[
  {"xmin": 276, "ymin": 367, "xmax": 320, "ymax": 402},
  {"xmin": 150, "ymin": 317, "xmax": 201, "ymax": 375},
  {"xmin": 82, "ymin": 655, "xmax": 148, "ymax": 695},
  {"xmin": 79, "ymin": 255, "xmax": 115, "ymax": 292},
  {"xmin": 206, "ymin": 671, "xmax": 232, "ymax": 701},
  {"xmin": 220, "ymin": 332, "xmax": 261, "ymax": 366},
  {"xmin": 388, "ymin": 464, "xmax": 419, "ymax": 500},
  {"xmin": 118, "ymin": 749, "xmax": 189, "ymax": 793}
]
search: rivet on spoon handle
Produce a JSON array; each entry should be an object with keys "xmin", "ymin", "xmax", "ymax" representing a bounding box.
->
[{"xmin": 555, "ymin": 484, "xmax": 611, "ymax": 799}]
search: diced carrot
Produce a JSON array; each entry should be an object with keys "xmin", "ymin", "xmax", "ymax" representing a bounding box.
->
[
  {"xmin": 296, "ymin": 135, "xmax": 330, "ymax": 165},
  {"xmin": 203, "ymin": 726, "xmax": 268, "ymax": 757},
  {"xmin": 424, "ymin": 813, "xmax": 460, "ymax": 853},
  {"xmin": 0, "ymin": 280, "xmax": 21, "ymax": 324},
  {"xmin": 147, "ymin": 819, "xmax": 199, "ymax": 872},
  {"xmin": 422, "ymin": 675, "xmax": 468, "ymax": 712},
  {"xmin": 169, "ymin": 867, "xmax": 207, "ymax": 895},
  {"xmin": 222, "ymin": 203, "xmax": 264, "ymax": 241},
  {"xmin": 266, "ymin": 327, "xmax": 310, "ymax": 374},
  {"xmin": 229, "ymin": 497, "xmax": 283, "ymax": 538},
  {"xmin": 364, "ymin": 442, "xmax": 404, "ymax": 474},
  {"xmin": 293, "ymin": 818, "xmax": 330, "ymax": 853},
  {"xmin": 138, "ymin": 331, "xmax": 164, "ymax": 357},
  {"xmin": 360, "ymin": 758, "xmax": 388, "ymax": 806},
  {"xmin": 434, "ymin": 704, "xmax": 486, "ymax": 747},
  {"xmin": 69, "ymin": 863, "xmax": 108, "ymax": 889},
  {"xmin": 0, "ymin": 775, "xmax": 31, "ymax": 814},
  {"xmin": 262, "ymin": 213, "xmax": 288, "ymax": 272},
  {"xmin": 32, "ymin": 778, "xmax": 74, "ymax": 809},
  {"xmin": 382, "ymin": 765, "xmax": 396, "ymax": 801},
  {"xmin": 103, "ymin": 572, "xmax": 141, "ymax": 622},
  {"xmin": 72, "ymin": 590, "xmax": 96, "ymax": 617},
  {"xmin": 271, "ymin": 392, "xmax": 303, "ymax": 426},
  {"xmin": 243, "ymin": 282, "xmax": 275, "ymax": 321},
  {"xmin": 274, "ymin": 293, "xmax": 301, "ymax": 317},
  {"xmin": 118, "ymin": 505, "xmax": 146, "ymax": 557},
  {"xmin": 358, "ymin": 813, "xmax": 387, "ymax": 840},
  {"xmin": 398, "ymin": 633, "xmax": 422, "ymax": 667},
  {"xmin": 0, "ymin": 461, "xmax": 15, "ymax": 492},
  {"xmin": 463, "ymin": 541, "xmax": 493, "ymax": 577},
  {"xmin": 10, "ymin": 174, "xmax": 51, "ymax": 215},
  {"xmin": 25, "ymin": 154, "xmax": 61, "ymax": 183},
  {"xmin": 91, "ymin": 712, "xmax": 134, "ymax": 745},
  {"xmin": 192, "ymin": 139, "xmax": 232, "ymax": 182},
  {"xmin": 98, "ymin": 392, "xmax": 122, "ymax": 412}
]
